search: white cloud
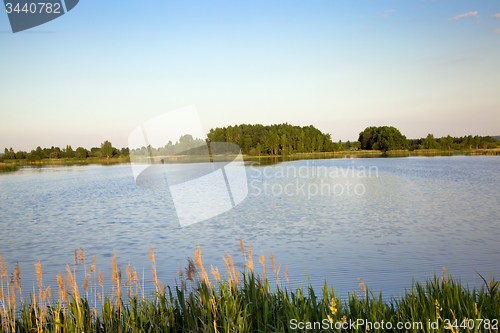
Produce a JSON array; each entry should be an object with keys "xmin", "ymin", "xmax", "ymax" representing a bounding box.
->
[
  {"xmin": 448, "ymin": 11, "xmax": 478, "ymax": 21},
  {"xmin": 494, "ymin": 28, "xmax": 500, "ymax": 34},
  {"xmin": 492, "ymin": 13, "xmax": 500, "ymax": 18},
  {"xmin": 382, "ymin": 10, "xmax": 396, "ymax": 17}
]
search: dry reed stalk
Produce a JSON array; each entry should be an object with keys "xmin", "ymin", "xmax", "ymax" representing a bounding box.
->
[
  {"xmin": 358, "ymin": 277, "xmax": 367, "ymax": 301},
  {"xmin": 125, "ymin": 261, "xmax": 132, "ymax": 297},
  {"xmin": 178, "ymin": 263, "xmax": 187, "ymax": 292},
  {"xmin": 0, "ymin": 253, "xmax": 7, "ymax": 332},
  {"xmin": 78, "ymin": 247, "xmax": 85, "ymax": 265},
  {"xmin": 35, "ymin": 259, "xmax": 43, "ymax": 299},
  {"xmin": 223, "ymin": 253, "xmax": 239, "ymax": 286},
  {"xmin": 259, "ymin": 252, "xmax": 266, "ymax": 281},
  {"xmin": 148, "ymin": 247, "xmax": 164, "ymax": 293},
  {"xmin": 9, "ymin": 284, "xmax": 15, "ymax": 310},
  {"xmin": 442, "ymin": 266, "xmax": 447, "ymax": 281},
  {"xmin": 65, "ymin": 264, "xmax": 80, "ymax": 305},
  {"xmin": 9, "ymin": 284, "xmax": 16, "ymax": 331},
  {"xmin": 0, "ymin": 252, "xmax": 7, "ymax": 326},
  {"xmin": 285, "ymin": 265, "xmax": 289, "ymax": 285},
  {"xmin": 210, "ymin": 264, "xmax": 220, "ymax": 283},
  {"xmin": 195, "ymin": 245, "xmax": 209, "ymax": 285},
  {"xmin": 247, "ymin": 244, "xmax": 254, "ymax": 272},
  {"xmin": 239, "ymin": 237, "xmax": 247, "ymax": 263},
  {"xmin": 270, "ymin": 253, "xmax": 276, "ymax": 274},
  {"xmin": 185, "ymin": 257, "xmax": 197, "ymax": 283},
  {"xmin": 0, "ymin": 252, "xmax": 6, "ymax": 282},
  {"xmin": 65, "ymin": 263, "xmax": 82, "ymax": 326},
  {"xmin": 132, "ymin": 266, "xmax": 140, "ymax": 297},
  {"xmin": 98, "ymin": 268, "xmax": 104, "ymax": 303},
  {"xmin": 149, "ymin": 247, "xmax": 157, "ymax": 286},
  {"xmin": 10, "ymin": 262, "xmax": 22, "ymax": 305},
  {"xmin": 86, "ymin": 254, "xmax": 95, "ymax": 306},
  {"xmin": 111, "ymin": 251, "xmax": 122, "ymax": 304},
  {"xmin": 73, "ymin": 249, "xmax": 77, "ymax": 278},
  {"xmin": 35, "ymin": 259, "xmax": 51, "ymax": 333},
  {"xmin": 56, "ymin": 270, "xmax": 68, "ymax": 303},
  {"xmin": 269, "ymin": 252, "xmax": 281, "ymax": 286}
]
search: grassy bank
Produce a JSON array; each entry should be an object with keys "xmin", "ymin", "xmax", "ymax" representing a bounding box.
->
[
  {"xmin": 1, "ymin": 242, "xmax": 498, "ymax": 332},
  {"xmin": 0, "ymin": 165, "xmax": 18, "ymax": 173},
  {"xmin": 2, "ymin": 149, "xmax": 500, "ymax": 171}
]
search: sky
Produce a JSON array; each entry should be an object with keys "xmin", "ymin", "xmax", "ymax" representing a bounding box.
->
[{"xmin": 1, "ymin": 0, "xmax": 499, "ymax": 151}]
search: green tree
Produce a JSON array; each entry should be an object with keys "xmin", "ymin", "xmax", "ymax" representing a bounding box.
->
[
  {"xmin": 36, "ymin": 146, "xmax": 46, "ymax": 159},
  {"xmin": 101, "ymin": 140, "xmax": 114, "ymax": 158},
  {"xmin": 64, "ymin": 145, "xmax": 75, "ymax": 158},
  {"xmin": 440, "ymin": 135, "xmax": 453, "ymax": 150},
  {"xmin": 75, "ymin": 147, "xmax": 87, "ymax": 159},
  {"xmin": 423, "ymin": 134, "xmax": 439, "ymax": 149},
  {"xmin": 358, "ymin": 126, "xmax": 408, "ymax": 152}
]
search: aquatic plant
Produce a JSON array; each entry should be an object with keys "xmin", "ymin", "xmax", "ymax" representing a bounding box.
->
[{"xmin": 0, "ymin": 240, "xmax": 498, "ymax": 332}]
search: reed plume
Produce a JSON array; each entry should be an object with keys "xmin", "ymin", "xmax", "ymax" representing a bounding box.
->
[
  {"xmin": 178, "ymin": 263, "xmax": 186, "ymax": 292},
  {"xmin": 223, "ymin": 253, "xmax": 239, "ymax": 286},
  {"xmin": 132, "ymin": 266, "xmax": 140, "ymax": 297},
  {"xmin": 269, "ymin": 252, "xmax": 276, "ymax": 274},
  {"xmin": 0, "ymin": 252, "xmax": 8, "ymax": 332},
  {"xmin": 9, "ymin": 262, "xmax": 22, "ymax": 305},
  {"xmin": 195, "ymin": 245, "xmax": 209, "ymax": 285},
  {"xmin": 285, "ymin": 265, "xmax": 289, "ymax": 285},
  {"xmin": 358, "ymin": 277, "xmax": 367, "ymax": 301},
  {"xmin": 149, "ymin": 247, "xmax": 164, "ymax": 293},
  {"xmin": 185, "ymin": 257, "xmax": 197, "ymax": 283},
  {"xmin": 247, "ymin": 244, "xmax": 254, "ymax": 272},
  {"xmin": 211, "ymin": 264, "xmax": 220, "ymax": 283},
  {"xmin": 111, "ymin": 251, "xmax": 122, "ymax": 303},
  {"xmin": 78, "ymin": 247, "xmax": 85, "ymax": 265},
  {"xmin": 65, "ymin": 264, "xmax": 80, "ymax": 305},
  {"xmin": 35, "ymin": 259, "xmax": 51, "ymax": 332},
  {"xmin": 269, "ymin": 252, "xmax": 281, "ymax": 286},
  {"xmin": 259, "ymin": 252, "xmax": 266, "ymax": 281},
  {"xmin": 239, "ymin": 237, "xmax": 247, "ymax": 263},
  {"xmin": 0, "ymin": 252, "xmax": 7, "ymax": 282},
  {"xmin": 65, "ymin": 263, "xmax": 82, "ymax": 326},
  {"xmin": 56, "ymin": 270, "xmax": 68, "ymax": 303},
  {"xmin": 97, "ymin": 268, "xmax": 104, "ymax": 302},
  {"xmin": 125, "ymin": 260, "xmax": 132, "ymax": 297}
]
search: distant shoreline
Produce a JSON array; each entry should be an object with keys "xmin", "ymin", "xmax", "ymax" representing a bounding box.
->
[{"xmin": 1, "ymin": 148, "xmax": 499, "ymax": 172}]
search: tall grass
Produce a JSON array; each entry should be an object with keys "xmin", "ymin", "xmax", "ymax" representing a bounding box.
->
[
  {"xmin": 0, "ymin": 241, "xmax": 498, "ymax": 332},
  {"xmin": 0, "ymin": 165, "xmax": 18, "ymax": 173}
]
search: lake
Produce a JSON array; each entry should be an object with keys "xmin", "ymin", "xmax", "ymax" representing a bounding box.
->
[{"xmin": 0, "ymin": 155, "xmax": 499, "ymax": 300}]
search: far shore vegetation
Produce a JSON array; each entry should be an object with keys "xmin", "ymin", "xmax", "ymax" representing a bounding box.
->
[
  {"xmin": 1, "ymin": 125, "xmax": 499, "ymax": 171},
  {"xmin": 0, "ymin": 242, "xmax": 499, "ymax": 332}
]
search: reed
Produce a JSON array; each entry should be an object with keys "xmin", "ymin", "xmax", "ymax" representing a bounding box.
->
[{"xmin": 0, "ymin": 246, "xmax": 498, "ymax": 333}]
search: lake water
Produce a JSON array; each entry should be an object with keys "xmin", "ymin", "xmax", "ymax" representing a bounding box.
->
[{"xmin": 0, "ymin": 155, "xmax": 499, "ymax": 300}]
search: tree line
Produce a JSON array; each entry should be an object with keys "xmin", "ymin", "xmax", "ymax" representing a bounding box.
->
[
  {"xmin": 408, "ymin": 134, "xmax": 497, "ymax": 151},
  {"xmin": 2, "ymin": 125, "xmax": 498, "ymax": 161},
  {"xmin": 0, "ymin": 141, "xmax": 129, "ymax": 161},
  {"xmin": 207, "ymin": 123, "xmax": 350, "ymax": 155},
  {"xmin": 358, "ymin": 126, "xmax": 498, "ymax": 152}
]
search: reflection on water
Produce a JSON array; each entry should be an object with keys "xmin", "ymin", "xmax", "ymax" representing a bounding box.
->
[{"xmin": 0, "ymin": 156, "xmax": 499, "ymax": 300}]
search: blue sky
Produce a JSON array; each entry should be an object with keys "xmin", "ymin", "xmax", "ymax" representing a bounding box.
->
[{"xmin": 1, "ymin": 0, "xmax": 499, "ymax": 151}]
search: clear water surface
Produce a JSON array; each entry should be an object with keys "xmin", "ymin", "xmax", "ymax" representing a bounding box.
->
[{"xmin": 0, "ymin": 155, "xmax": 499, "ymax": 300}]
